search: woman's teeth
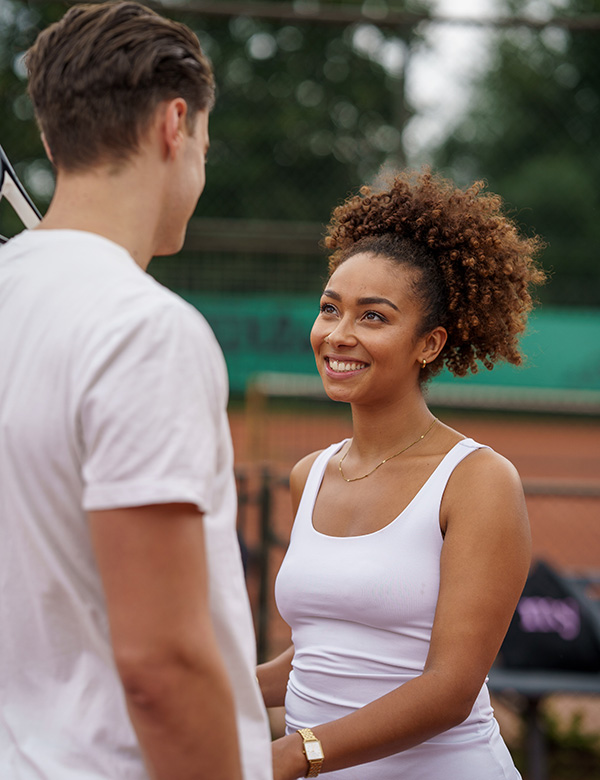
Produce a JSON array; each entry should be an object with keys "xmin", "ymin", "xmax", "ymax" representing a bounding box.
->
[{"xmin": 328, "ymin": 359, "xmax": 366, "ymax": 373}]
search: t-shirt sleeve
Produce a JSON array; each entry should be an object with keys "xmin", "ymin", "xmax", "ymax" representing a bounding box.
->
[{"xmin": 79, "ymin": 299, "xmax": 225, "ymax": 513}]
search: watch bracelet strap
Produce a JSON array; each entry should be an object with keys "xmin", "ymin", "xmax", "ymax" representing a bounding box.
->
[{"xmin": 297, "ymin": 728, "xmax": 324, "ymax": 778}]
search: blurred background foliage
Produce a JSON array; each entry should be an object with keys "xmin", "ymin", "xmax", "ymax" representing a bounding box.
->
[
  {"xmin": 435, "ymin": 0, "xmax": 600, "ymax": 306},
  {"xmin": 1, "ymin": 0, "xmax": 599, "ymax": 304}
]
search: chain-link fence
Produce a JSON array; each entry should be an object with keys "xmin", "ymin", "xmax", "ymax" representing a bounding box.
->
[{"xmin": 1, "ymin": 0, "xmax": 600, "ymax": 304}]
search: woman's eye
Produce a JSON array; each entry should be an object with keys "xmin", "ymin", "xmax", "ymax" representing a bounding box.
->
[
  {"xmin": 364, "ymin": 310, "xmax": 384, "ymax": 322},
  {"xmin": 320, "ymin": 302, "xmax": 337, "ymax": 314}
]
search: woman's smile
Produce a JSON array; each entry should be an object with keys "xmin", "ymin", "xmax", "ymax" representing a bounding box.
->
[{"xmin": 324, "ymin": 357, "xmax": 369, "ymax": 376}]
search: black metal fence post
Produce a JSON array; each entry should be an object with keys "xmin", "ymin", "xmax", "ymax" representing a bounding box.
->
[{"xmin": 256, "ymin": 466, "xmax": 272, "ymax": 663}]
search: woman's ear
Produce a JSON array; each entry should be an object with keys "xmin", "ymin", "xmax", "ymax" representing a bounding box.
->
[{"xmin": 420, "ymin": 325, "xmax": 447, "ymax": 365}]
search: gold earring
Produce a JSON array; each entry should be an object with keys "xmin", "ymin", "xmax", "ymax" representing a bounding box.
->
[{"xmin": 421, "ymin": 359, "xmax": 427, "ymax": 369}]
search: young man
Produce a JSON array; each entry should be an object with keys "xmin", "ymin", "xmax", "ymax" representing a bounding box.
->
[{"xmin": 0, "ymin": 3, "xmax": 272, "ymax": 779}]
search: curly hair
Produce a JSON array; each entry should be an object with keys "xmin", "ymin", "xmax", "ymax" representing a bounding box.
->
[{"xmin": 324, "ymin": 169, "xmax": 546, "ymax": 380}]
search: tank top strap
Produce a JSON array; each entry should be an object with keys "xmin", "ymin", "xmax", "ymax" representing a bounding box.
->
[
  {"xmin": 422, "ymin": 437, "xmax": 489, "ymax": 501},
  {"xmin": 293, "ymin": 440, "xmax": 348, "ymax": 530}
]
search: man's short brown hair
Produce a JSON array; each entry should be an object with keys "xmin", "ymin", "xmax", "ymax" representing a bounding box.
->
[{"xmin": 26, "ymin": 1, "xmax": 215, "ymax": 171}]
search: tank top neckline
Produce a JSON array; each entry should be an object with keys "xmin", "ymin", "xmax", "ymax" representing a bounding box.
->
[{"xmin": 309, "ymin": 437, "xmax": 476, "ymax": 540}]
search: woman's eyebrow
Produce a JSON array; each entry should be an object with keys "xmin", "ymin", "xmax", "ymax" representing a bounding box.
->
[
  {"xmin": 358, "ymin": 296, "xmax": 399, "ymax": 311},
  {"xmin": 322, "ymin": 290, "xmax": 399, "ymax": 311}
]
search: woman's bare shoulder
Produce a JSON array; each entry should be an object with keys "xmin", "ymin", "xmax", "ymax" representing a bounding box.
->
[
  {"xmin": 290, "ymin": 450, "xmax": 324, "ymax": 494},
  {"xmin": 442, "ymin": 443, "xmax": 527, "ymax": 534},
  {"xmin": 289, "ymin": 449, "xmax": 324, "ymax": 516},
  {"xmin": 453, "ymin": 443, "xmax": 522, "ymax": 487}
]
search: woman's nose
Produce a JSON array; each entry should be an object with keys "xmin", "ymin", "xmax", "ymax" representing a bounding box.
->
[{"xmin": 326, "ymin": 317, "xmax": 357, "ymax": 347}]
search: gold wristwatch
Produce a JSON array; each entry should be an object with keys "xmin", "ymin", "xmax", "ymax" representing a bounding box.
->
[{"xmin": 297, "ymin": 727, "xmax": 324, "ymax": 778}]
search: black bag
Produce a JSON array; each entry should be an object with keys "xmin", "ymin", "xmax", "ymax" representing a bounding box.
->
[{"xmin": 498, "ymin": 559, "xmax": 600, "ymax": 673}]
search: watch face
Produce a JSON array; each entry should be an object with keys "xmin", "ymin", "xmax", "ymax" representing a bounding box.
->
[{"xmin": 305, "ymin": 741, "xmax": 324, "ymax": 761}]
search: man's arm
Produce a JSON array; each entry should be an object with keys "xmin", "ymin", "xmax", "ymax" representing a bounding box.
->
[{"xmin": 89, "ymin": 503, "xmax": 243, "ymax": 780}]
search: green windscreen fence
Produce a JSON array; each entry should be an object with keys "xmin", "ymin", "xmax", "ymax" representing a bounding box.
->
[{"xmin": 178, "ymin": 291, "xmax": 600, "ymax": 414}]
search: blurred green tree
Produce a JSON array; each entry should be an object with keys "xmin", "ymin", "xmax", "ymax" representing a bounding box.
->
[
  {"xmin": 0, "ymin": 0, "xmax": 430, "ymax": 236},
  {"xmin": 434, "ymin": 0, "xmax": 600, "ymax": 305},
  {"xmin": 4, "ymin": 0, "xmax": 597, "ymax": 305},
  {"xmin": 172, "ymin": 3, "xmax": 430, "ymax": 223},
  {"xmin": 0, "ymin": 0, "xmax": 62, "ymax": 238}
]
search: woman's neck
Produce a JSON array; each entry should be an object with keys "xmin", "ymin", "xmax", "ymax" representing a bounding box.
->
[{"xmin": 348, "ymin": 393, "xmax": 434, "ymax": 459}]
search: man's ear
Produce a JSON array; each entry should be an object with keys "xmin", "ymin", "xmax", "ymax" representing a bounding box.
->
[
  {"xmin": 41, "ymin": 133, "xmax": 53, "ymax": 164},
  {"xmin": 163, "ymin": 98, "xmax": 189, "ymax": 159}
]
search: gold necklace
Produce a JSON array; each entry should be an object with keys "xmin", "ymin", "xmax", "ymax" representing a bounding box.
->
[{"xmin": 338, "ymin": 418, "xmax": 438, "ymax": 483}]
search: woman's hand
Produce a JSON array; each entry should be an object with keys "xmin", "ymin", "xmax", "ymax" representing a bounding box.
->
[
  {"xmin": 256, "ymin": 645, "xmax": 295, "ymax": 708},
  {"xmin": 272, "ymin": 733, "xmax": 309, "ymax": 780}
]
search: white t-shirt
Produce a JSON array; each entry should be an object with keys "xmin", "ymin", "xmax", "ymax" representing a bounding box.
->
[{"xmin": 0, "ymin": 230, "xmax": 272, "ymax": 780}]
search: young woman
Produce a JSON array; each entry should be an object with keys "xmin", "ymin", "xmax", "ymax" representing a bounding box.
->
[{"xmin": 257, "ymin": 170, "xmax": 545, "ymax": 780}]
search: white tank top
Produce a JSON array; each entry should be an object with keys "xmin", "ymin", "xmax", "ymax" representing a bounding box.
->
[{"xmin": 275, "ymin": 438, "xmax": 521, "ymax": 780}]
